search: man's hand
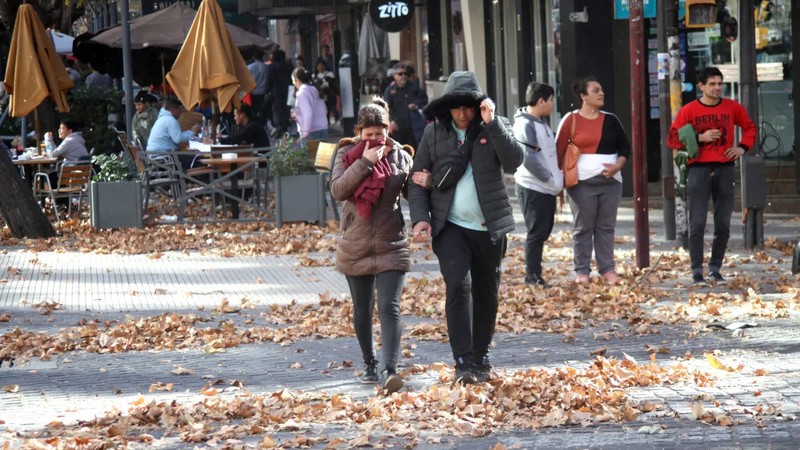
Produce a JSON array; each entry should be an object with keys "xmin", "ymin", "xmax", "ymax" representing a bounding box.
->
[
  {"xmin": 190, "ymin": 123, "xmax": 201, "ymax": 134},
  {"xmin": 724, "ymin": 146, "xmax": 746, "ymax": 160},
  {"xmin": 411, "ymin": 169, "xmax": 432, "ymax": 189},
  {"xmin": 389, "ymin": 120, "xmax": 399, "ymax": 133},
  {"xmin": 479, "ymin": 98, "xmax": 495, "ymax": 124},
  {"xmin": 699, "ymin": 129, "xmax": 722, "ymax": 143},
  {"xmin": 412, "ymin": 221, "xmax": 432, "ymax": 242}
]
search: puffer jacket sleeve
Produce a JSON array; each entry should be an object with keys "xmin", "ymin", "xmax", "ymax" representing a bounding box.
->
[
  {"xmin": 329, "ymin": 144, "xmax": 374, "ymax": 201},
  {"xmin": 484, "ymin": 117, "xmax": 524, "ymax": 173},
  {"xmin": 408, "ymin": 124, "xmax": 435, "ymax": 226}
]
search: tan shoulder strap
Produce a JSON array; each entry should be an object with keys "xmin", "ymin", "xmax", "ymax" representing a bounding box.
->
[{"xmin": 569, "ymin": 110, "xmax": 578, "ymax": 142}]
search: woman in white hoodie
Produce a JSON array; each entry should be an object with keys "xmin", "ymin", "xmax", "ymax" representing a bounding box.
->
[
  {"xmin": 290, "ymin": 67, "xmax": 328, "ymax": 146},
  {"xmin": 513, "ymin": 82, "xmax": 563, "ymax": 287}
]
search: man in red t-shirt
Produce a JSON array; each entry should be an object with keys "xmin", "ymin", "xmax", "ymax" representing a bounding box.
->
[{"xmin": 667, "ymin": 66, "xmax": 757, "ymax": 287}]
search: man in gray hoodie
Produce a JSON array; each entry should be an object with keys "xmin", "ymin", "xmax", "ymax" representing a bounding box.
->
[
  {"xmin": 513, "ymin": 81, "xmax": 563, "ymax": 287},
  {"xmin": 44, "ymin": 119, "xmax": 89, "ymax": 162}
]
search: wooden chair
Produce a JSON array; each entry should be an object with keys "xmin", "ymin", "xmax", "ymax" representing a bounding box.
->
[
  {"xmin": 32, "ymin": 161, "xmax": 92, "ymax": 221},
  {"xmin": 314, "ymin": 142, "xmax": 339, "ymax": 220}
]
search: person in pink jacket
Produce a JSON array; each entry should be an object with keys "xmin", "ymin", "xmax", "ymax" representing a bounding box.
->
[{"xmin": 290, "ymin": 67, "xmax": 328, "ymax": 146}]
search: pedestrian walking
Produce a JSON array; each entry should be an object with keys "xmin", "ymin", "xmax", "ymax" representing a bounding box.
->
[
  {"xmin": 556, "ymin": 77, "xmax": 630, "ymax": 285},
  {"xmin": 290, "ymin": 67, "xmax": 329, "ymax": 146},
  {"xmin": 383, "ymin": 62, "xmax": 428, "ymax": 150},
  {"xmin": 247, "ymin": 52, "xmax": 268, "ymax": 121},
  {"xmin": 267, "ymin": 50, "xmax": 293, "ymax": 139},
  {"xmin": 408, "ymin": 71, "xmax": 523, "ymax": 384},
  {"xmin": 513, "ymin": 81, "xmax": 563, "ymax": 287},
  {"xmin": 329, "ymin": 98, "xmax": 414, "ymax": 394},
  {"xmin": 666, "ymin": 66, "xmax": 757, "ymax": 286}
]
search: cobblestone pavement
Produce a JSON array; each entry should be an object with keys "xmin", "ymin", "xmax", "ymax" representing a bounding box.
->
[{"xmin": 1, "ymin": 204, "xmax": 799, "ymax": 449}]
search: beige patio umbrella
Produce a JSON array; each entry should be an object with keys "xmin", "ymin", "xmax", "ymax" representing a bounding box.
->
[
  {"xmin": 166, "ymin": 0, "xmax": 256, "ymax": 113},
  {"xmin": 3, "ymin": 4, "xmax": 73, "ymax": 117}
]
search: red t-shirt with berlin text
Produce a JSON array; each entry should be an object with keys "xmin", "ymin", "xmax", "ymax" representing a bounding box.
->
[{"xmin": 667, "ymin": 98, "xmax": 757, "ymax": 165}]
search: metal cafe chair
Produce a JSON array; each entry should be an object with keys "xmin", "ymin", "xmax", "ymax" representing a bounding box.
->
[{"xmin": 32, "ymin": 161, "xmax": 92, "ymax": 222}]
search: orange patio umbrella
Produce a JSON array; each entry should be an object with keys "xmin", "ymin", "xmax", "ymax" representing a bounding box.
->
[
  {"xmin": 166, "ymin": 0, "xmax": 256, "ymax": 113},
  {"xmin": 3, "ymin": 4, "xmax": 73, "ymax": 117}
]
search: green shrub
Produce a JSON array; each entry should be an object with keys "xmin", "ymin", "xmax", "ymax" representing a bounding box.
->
[
  {"xmin": 92, "ymin": 153, "xmax": 137, "ymax": 182},
  {"xmin": 69, "ymin": 87, "xmax": 124, "ymax": 155},
  {"xmin": 270, "ymin": 139, "xmax": 315, "ymax": 176}
]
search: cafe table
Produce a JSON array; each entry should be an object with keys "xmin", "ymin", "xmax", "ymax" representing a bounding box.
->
[
  {"xmin": 199, "ymin": 156, "xmax": 262, "ymax": 219},
  {"xmin": 13, "ymin": 156, "xmax": 59, "ymax": 182}
]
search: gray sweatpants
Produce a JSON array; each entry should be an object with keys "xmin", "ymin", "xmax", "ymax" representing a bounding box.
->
[{"xmin": 567, "ymin": 175, "xmax": 623, "ymax": 275}]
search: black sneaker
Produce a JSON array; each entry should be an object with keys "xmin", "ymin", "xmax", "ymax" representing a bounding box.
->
[
  {"xmin": 361, "ymin": 359, "xmax": 378, "ymax": 384},
  {"xmin": 692, "ymin": 273, "xmax": 707, "ymax": 287},
  {"xmin": 707, "ymin": 271, "xmax": 727, "ymax": 286},
  {"xmin": 380, "ymin": 369, "xmax": 403, "ymax": 394},
  {"xmin": 454, "ymin": 361, "xmax": 477, "ymax": 385},
  {"xmin": 474, "ymin": 356, "xmax": 497, "ymax": 383},
  {"xmin": 525, "ymin": 273, "xmax": 547, "ymax": 287}
]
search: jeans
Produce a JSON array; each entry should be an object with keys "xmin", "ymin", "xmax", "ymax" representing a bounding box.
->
[
  {"xmin": 432, "ymin": 222, "xmax": 506, "ymax": 363},
  {"xmin": 567, "ymin": 175, "xmax": 622, "ymax": 275},
  {"xmin": 687, "ymin": 164, "xmax": 736, "ymax": 276},
  {"xmin": 346, "ymin": 270, "xmax": 404, "ymax": 370},
  {"xmin": 301, "ymin": 129, "xmax": 329, "ymax": 148},
  {"xmin": 515, "ymin": 184, "xmax": 556, "ymax": 278}
]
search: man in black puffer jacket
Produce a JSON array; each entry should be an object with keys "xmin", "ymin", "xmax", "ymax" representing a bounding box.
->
[{"xmin": 408, "ymin": 71, "xmax": 523, "ymax": 384}]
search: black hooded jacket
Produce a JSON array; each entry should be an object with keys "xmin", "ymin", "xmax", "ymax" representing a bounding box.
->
[{"xmin": 408, "ymin": 71, "xmax": 523, "ymax": 243}]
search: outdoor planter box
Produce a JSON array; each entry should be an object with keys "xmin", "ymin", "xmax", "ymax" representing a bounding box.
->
[
  {"xmin": 90, "ymin": 181, "xmax": 144, "ymax": 229},
  {"xmin": 274, "ymin": 173, "xmax": 326, "ymax": 227}
]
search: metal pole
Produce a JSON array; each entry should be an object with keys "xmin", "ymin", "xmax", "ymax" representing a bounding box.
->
[
  {"xmin": 20, "ymin": 116, "xmax": 27, "ymax": 148},
  {"xmin": 120, "ymin": 0, "xmax": 134, "ymax": 138},
  {"xmin": 739, "ymin": 0, "xmax": 763, "ymax": 249},
  {"xmin": 657, "ymin": 0, "xmax": 677, "ymax": 241},
  {"xmin": 629, "ymin": 0, "xmax": 649, "ymax": 268}
]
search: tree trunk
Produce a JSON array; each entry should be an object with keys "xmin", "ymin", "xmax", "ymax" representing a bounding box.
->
[{"xmin": 0, "ymin": 150, "xmax": 56, "ymax": 239}]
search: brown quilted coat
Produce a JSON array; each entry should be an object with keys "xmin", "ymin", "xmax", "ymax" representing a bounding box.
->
[{"xmin": 330, "ymin": 137, "xmax": 414, "ymax": 276}]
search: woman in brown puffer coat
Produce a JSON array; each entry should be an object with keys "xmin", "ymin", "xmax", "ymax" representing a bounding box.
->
[{"xmin": 329, "ymin": 99, "xmax": 414, "ymax": 394}]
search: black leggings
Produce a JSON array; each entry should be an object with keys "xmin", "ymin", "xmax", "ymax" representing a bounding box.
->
[{"xmin": 346, "ymin": 270, "xmax": 404, "ymax": 371}]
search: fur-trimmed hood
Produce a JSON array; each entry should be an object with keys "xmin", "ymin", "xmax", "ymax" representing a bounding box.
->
[{"xmin": 422, "ymin": 71, "xmax": 487, "ymax": 121}]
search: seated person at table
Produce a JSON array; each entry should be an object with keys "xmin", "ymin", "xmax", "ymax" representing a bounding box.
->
[
  {"xmin": 132, "ymin": 91, "xmax": 159, "ymax": 149},
  {"xmin": 219, "ymin": 104, "xmax": 270, "ymax": 148},
  {"xmin": 44, "ymin": 119, "xmax": 89, "ymax": 162},
  {"xmin": 147, "ymin": 98, "xmax": 201, "ymax": 154}
]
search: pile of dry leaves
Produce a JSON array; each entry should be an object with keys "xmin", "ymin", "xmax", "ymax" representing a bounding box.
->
[
  {"xmin": 21, "ymin": 355, "xmax": 707, "ymax": 448},
  {"xmin": 1, "ymin": 219, "xmax": 337, "ymax": 256}
]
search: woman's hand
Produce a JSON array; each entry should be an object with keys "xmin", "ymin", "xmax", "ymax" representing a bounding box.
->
[
  {"xmin": 411, "ymin": 169, "xmax": 432, "ymax": 189},
  {"xmin": 363, "ymin": 142, "xmax": 385, "ymax": 163},
  {"xmin": 602, "ymin": 160, "xmax": 625, "ymax": 178},
  {"xmin": 412, "ymin": 221, "xmax": 432, "ymax": 242}
]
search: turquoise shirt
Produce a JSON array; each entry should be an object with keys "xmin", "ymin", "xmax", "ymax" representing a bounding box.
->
[{"xmin": 447, "ymin": 125, "xmax": 486, "ymax": 231}]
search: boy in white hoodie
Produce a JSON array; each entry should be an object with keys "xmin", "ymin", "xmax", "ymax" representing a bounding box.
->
[{"xmin": 513, "ymin": 82, "xmax": 563, "ymax": 287}]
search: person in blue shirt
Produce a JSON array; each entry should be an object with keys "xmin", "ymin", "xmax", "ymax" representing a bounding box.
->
[{"xmin": 147, "ymin": 98, "xmax": 200, "ymax": 153}]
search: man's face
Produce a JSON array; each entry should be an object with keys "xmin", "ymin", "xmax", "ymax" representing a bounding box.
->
[
  {"xmin": 539, "ymin": 95, "xmax": 555, "ymax": 116},
  {"xmin": 450, "ymin": 105, "xmax": 476, "ymax": 130},
  {"xmin": 58, "ymin": 123, "xmax": 72, "ymax": 139},
  {"xmin": 170, "ymin": 106, "xmax": 183, "ymax": 119},
  {"xmin": 234, "ymin": 110, "xmax": 245, "ymax": 125},
  {"xmin": 134, "ymin": 101, "xmax": 145, "ymax": 113},
  {"xmin": 393, "ymin": 68, "xmax": 408, "ymax": 87},
  {"xmin": 698, "ymin": 75, "xmax": 724, "ymax": 101}
]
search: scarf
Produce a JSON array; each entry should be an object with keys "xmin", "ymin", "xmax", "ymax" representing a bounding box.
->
[{"xmin": 343, "ymin": 139, "xmax": 393, "ymax": 218}]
